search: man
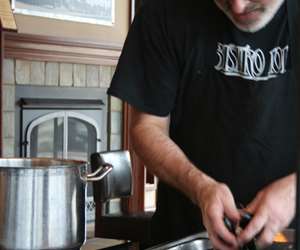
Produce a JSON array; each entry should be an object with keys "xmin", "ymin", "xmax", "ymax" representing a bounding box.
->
[{"xmin": 108, "ymin": 0, "xmax": 297, "ymax": 249}]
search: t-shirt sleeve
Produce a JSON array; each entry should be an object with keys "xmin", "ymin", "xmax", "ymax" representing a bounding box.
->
[{"xmin": 107, "ymin": 2, "xmax": 180, "ymax": 117}]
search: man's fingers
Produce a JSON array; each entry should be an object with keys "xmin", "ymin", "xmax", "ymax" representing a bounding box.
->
[
  {"xmin": 207, "ymin": 208, "xmax": 238, "ymax": 247},
  {"xmin": 218, "ymin": 183, "xmax": 240, "ymax": 222},
  {"xmin": 255, "ymin": 223, "xmax": 280, "ymax": 248},
  {"xmin": 223, "ymin": 196, "xmax": 240, "ymax": 222},
  {"xmin": 214, "ymin": 217, "xmax": 238, "ymax": 245},
  {"xmin": 237, "ymin": 209, "xmax": 267, "ymax": 245},
  {"xmin": 200, "ymin": 182, "xmax": 240, "ymax": 249}
]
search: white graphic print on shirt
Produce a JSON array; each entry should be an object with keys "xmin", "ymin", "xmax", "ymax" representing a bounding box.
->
[{"xmin": 214, "ymin": 43, "xmax": 289, "ymax": 81}]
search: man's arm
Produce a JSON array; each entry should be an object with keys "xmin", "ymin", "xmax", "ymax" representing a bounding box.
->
[{"xmin": 130, "ymin": 106, "xmax": 240, "ymax": 250}]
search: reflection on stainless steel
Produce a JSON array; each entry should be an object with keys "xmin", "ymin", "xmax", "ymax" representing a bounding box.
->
[
  {"xmin": 146, "ymin": 233, "xmax": 212, "ymax": 250},
  {"xmin": 147, "ymin": 230, "xmax": 295, "ymax": 250},
  {"xmin": 168, "ymin": 239, "xmax": 212, "ymax": 250},
  {"xmin": 0, "ymin": 158, "xmax": 86, "ymax": 168},
  {"xmin": 81, "ymin": 164, "xmax": 113, "ymax": 182},
  {"xmin": 91, "ymin": 150, "xmax": 132, "ymax": 202},
  {"xmin": 0, "ymin": 158, "xmax": 111, "ymax": 250}
]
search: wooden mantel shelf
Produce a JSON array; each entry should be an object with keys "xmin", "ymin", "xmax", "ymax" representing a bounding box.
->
[{"xmin": 4, "ymin": 32, "xmax": 122, "ymax": 65}]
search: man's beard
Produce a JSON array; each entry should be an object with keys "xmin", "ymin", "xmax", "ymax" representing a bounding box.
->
[{"xmin": 214, "ymin": 0, "xmax": 285, "ymax": 33}]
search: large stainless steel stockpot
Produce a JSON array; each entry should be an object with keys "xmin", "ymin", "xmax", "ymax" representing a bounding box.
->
[{"xmin": 0, "ymin": 158, "xmax": 112, "ymax": 250}]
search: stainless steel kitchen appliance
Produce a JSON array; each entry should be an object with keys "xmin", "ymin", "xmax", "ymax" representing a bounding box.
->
[
  {"xmin": 91, "ymin": 150, "xmax": 133, "ymax": 202},
  {"xmin": 146, "ymin": 233, "xmax": 212, "ymax": 250},
  {"xmin": 146, "ymin": 230, "xmax": 295, "ymax": 250},
  {"xmin": 0, "ymin": 158, "xmax": 112, "ymax": 250}
]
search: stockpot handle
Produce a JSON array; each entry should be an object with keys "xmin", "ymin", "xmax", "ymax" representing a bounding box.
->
[{"xmin": 81, "ymin": 163, "xmax": 113, "ymax": 182}]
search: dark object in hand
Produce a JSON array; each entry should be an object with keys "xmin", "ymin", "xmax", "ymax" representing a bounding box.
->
[{"xmin": 224, "ymin": 212, "xmax": 257, "ymax": 250}]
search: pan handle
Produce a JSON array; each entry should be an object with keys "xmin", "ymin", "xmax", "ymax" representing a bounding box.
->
[{"xmin": 80, "ymin": 163, "xmax": 113, "ymax": 182}]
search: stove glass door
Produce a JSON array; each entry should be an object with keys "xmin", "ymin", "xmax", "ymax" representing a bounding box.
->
[{"xmin": 30, "ymin": 117, "xmax": 64, "ymax": 158}]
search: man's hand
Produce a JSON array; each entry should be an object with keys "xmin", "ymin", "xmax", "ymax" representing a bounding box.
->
[
  {"xmin": 196, "ymin": 178, "xmax": 240, "ymax": 250},
  {"xmin": 237, "ymin": 173, "xmax": 296, "ymax": 249}
]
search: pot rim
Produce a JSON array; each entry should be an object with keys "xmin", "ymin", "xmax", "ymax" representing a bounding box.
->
[{"xmin": 0, "ymin": 157, "xmax": 87, "ymax": 169}]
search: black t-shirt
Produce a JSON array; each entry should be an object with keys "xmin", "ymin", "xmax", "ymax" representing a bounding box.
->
[{"xmin": 108, "ymin": 0, "xmax": 297, "ymax": 244}]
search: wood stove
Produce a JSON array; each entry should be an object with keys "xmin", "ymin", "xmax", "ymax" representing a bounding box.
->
[{"xmin": 15, "ymin": 85, "xmax": 108, "ymax": 224}]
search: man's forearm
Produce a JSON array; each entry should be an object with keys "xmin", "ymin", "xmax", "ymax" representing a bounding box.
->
[
  {"xmin": 129, "ymin": 108, "xmax": 243, "ymax": 249},
  {"xmin": 130, "ymin": 110, "xmax": 213, "ymax": 204}
]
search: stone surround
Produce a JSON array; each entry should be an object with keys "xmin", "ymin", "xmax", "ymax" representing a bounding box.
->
[
  {"xmin": 2, "ymin": 57, "xmax": 155, "ymax": 215},
  {"xmin": 2, "ymin": 58, "xmax": 122, "ymax": 157}
]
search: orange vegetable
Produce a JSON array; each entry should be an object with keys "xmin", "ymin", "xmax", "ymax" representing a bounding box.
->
[{"xmin": 273, "ymin": 232, "xmax": 288, "ymax": 243}]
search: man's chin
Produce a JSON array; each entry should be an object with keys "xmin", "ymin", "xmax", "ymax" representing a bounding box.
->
[
  {"xmin": 232, "ymin": 21, "xmax": 264, "ymax": 33},
  {"xmin": 230, "ymin": 17, "xmax": 269, "ymax": 33},
  {"xmin": 229, "ymin": 8, "xmax": 280, "ymax": 33}
]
